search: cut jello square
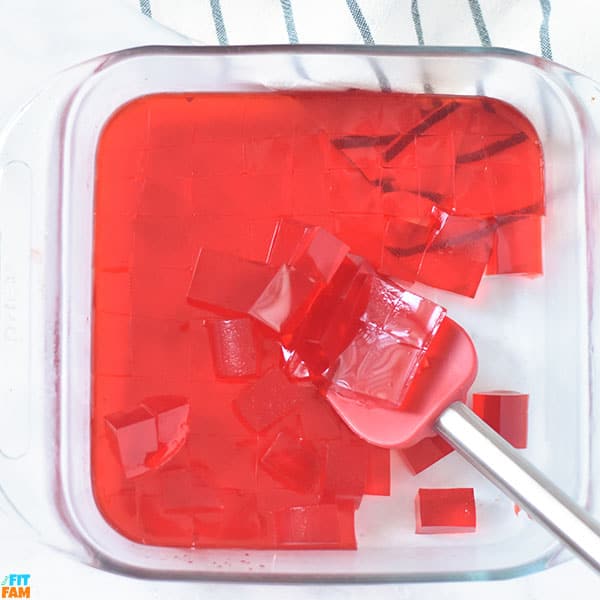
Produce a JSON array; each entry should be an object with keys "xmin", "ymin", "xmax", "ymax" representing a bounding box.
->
[
  {"xmin": 333, "ymin": 213, "xmax": 386, "ymax": 267},
  {"xmin": 327, "ymin": 168, "xmax": 383, "ymax": 214},
  {"xmin": 188, "ymin": 247, "xmax": 278, "ymax": 315},
  {"xmin": 487, "ymin": 215, "xmax": 543, "ymax": 275},
  {"xmin": 364, "ymin": 445, "xmax": 391, "ymax": 496},
  {"xmin": 320, "ymin": 271, "xmax": 445, "ymax": 408},
  {"xmin": 137, "ymin": 493, "xmax": 195, "ymax": 547},
  {"xmin": 380, "ymin": 213, "xmax": 439, "ymax": 284},
  {"xmin": 233, "ymin": 369, "xmax": 310, "ymax": 433},
  {"xmin": 415, "ymin": 488, "xmax": 477, "ymax": 534},
  {"xmin": 104, "ymin": 406, "xmax": 158, "ymax": 479},
  {"xmin": 360, "ymin": 276, "xmax": 445, "ymax": 349},
  {"xmin": 297, "ymin": 392, "xmax": 343, "ymax": 441},
  {"xmin": 155, "ymin": 468, "xmax": 223, "ymax": 514},
  {"xmin": 399, "ymin": 435, "xmax": 454, "ymax": 475},
  {"xmin": 140, "ymin": 395, "xmax": 190, "ymax": 469},
  {"xmin": 259, "ymin": 430, "xmax": 322, "ymax": 493},
  {"xmin": 321, "ymin": 441, "xmax": 369, "ymax": 505},
  {"xmin": 188, "ymin": 248, "xmax": 323, "ymax": 335},
  {"xmin": 285, "ymin": 257, "xmax": 373, "ymax": 377},
  {"xmin": 328, "ymin": 322, "xmax": 422, "ymax": 408},
  {"xmin": 272, "ymin": 504, "xmax": 342, "ymax": 548},
  {"xmin": 417, "ymin": 215, "xmax": 495, "ymax": 297},
  {"xmin": 188, "ymin": 434, "xmax": 259, "ymax": 490},
  {"xmin": 207, "ymin": 317, "xmax": 260, "ymax": 379},
  {"xmin": 472, "ymin": 391, "xmax": 529, "ymax": 448}
]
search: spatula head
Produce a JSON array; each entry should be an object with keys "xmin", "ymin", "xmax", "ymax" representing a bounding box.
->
[{"xmin": 325, "ymin": 317, "xmax": 478, "ymax": 448}]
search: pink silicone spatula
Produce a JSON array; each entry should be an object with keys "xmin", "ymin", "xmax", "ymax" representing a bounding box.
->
[{"xmin": 326, "ymin": 317, "xmax": 600, "ymax": 572}]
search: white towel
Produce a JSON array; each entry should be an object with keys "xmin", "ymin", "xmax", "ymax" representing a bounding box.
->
[{"xmin": 123, "ymin": 0, "xmax": 600, "ymax": 81}]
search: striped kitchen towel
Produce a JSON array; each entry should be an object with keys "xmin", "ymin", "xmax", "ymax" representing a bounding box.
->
[{"xmin": 125, "ymin": 0, "xmax": 600, "ymax": 82}]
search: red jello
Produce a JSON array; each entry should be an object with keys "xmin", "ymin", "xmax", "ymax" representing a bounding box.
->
[
  {"xmin": 415, "ymin": 488, "xmax": 477, "ymax": 534},
  {"xmin": 328, "ymin": 323, "xmax": 422, "ymax": 408},
  {"xmin": 104, "ymin": 407, "xmax": 158, "ymax": 479},
  {"xmin": 487, "ymin": 216, "xmax": 543, "ymax": 275},
  {"xmin": 267, "ymin": 219, "xmax": 350, "ymax": 284},
  {"xmin": 188, "ymin": 248, "xmax": 321, "ymax": 335},
  {"xmin": 319, "ymin": 272, "xmax": 445, "ymax": 408},
  {"xmin": 260, "ymin": 430, "xmax": 321, "ymax": 493},
  {"xmin": 417, "ymin": 215, "xmax": 496, "ymax": 297},
  {"xmin": 272, "ymin": 504, "xmax": 346, "ymax": 548},
  {"xmin": 92, "ymin": 91, "xmax": 543, "ymax": 549},
  {"xmin": 472, "ymin": 391, "xmax": 529, "ymax": 448},
  {"xmin": 234, "ymin": 369, "xmax": 308, "ymax": 433},
  {"xmin": 141, "ymin": 395, "xmax": 190, "ymax": 469},
  {"xmin": 399, "ymin": 435, "xmax": 454, "ymax": 475},
  {"xmin": 321, "ymin": 442, "xmax": 369, "ymax": 506},
  {"xmin": 207, "ymin": 318, "xmax": 260, "ymax": 379},
  {"xmin": 365, "ymin": 445, "xmax": 391, "ymax": 496}
]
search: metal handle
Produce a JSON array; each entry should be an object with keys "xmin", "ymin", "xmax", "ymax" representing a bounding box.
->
[{"xmin": 435, "ymin": 401, "xmax": 600, "ymax": 573}]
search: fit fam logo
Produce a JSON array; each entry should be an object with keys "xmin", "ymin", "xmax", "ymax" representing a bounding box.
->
[{"xmin": 0, "ymin": 575, "xmax": 30, "ymax": 598}]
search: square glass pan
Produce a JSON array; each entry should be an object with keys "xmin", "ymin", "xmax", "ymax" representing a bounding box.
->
[{"xmin": 0, "ymin": 46, "xmax": 599, "ymax": 582}]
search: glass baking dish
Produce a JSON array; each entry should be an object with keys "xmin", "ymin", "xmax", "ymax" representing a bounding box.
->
[{"xmin": 0, "ymin": 45, "xmax": 598, "ymax": 582}]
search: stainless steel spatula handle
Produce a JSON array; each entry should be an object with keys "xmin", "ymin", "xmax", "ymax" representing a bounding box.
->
[{"xmin": 436, "ymin": 401, "xmax": 600, "ymax": 573}]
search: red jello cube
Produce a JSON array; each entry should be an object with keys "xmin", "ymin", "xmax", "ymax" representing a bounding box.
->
[
  {"xmin": 415, "ymin": 488, "xmax": 476, "ymax": 534},
  {"xmin": 130, "ymin": 317, "xmax": 190, "ymax": 381},
  {"xmin": 292, "ymin": 227, "xmax": 350, "ymax": 284},
  {"xmin": 333, "ymin": 213, "xmax": 386, "ymax": 267},
  {"xmin": 327, "ymin": 168, "xmax": 384, "ymax": 214},
  {"xmin": 487, "ymin": 215, "xmax": 543, "ymax": 275},
  {"xmin": 383, "ymin": 101, "xmax": 461, "ymax": 165},
  {"xmin": 188, "ymin": 247, "xmax": 276, "ymax": 313},
  {"xmin": 360, "ymin": 275, "xmax": 446, "ymax": 349},
  {"xmin": 380, "ymin": 213, "xmax": 439, "ymax": 284},
  {"xmin": 234, "ymin": 369, "xmax": 307, "ymax": 432},
  {"xmin": 273, "ymin": 504, "xmax": 342, "ymax": 547},
  {"xmin": 288, "ymin": 257, "xmax": 372, "ymax": 376},
  {"xmin": 137, "ymin": 493, "xmax": 195, "ymax": 546},
  {"xmin": 297, "ymin": 392, "xmax": 342, "ymax": 440},
  {"xmin": 260, "ymin": 430, "xmax": 321, "ymax": 492},
  {"xmin": 247, "ymin": 264, "xmax": 323, "ymax": 336},
  {"xmin": 333, "ymin": 144, "xmax": 383, "ymax": 182},
  {"xmin": 207, "ymin": 317, "xmax": 260, "ymax": 379},
  {"xmin": 399, "ymin": 435, "xmax": 453, "ymax": 475},
  {"xmin": 267, "ymin": 219, "xmax": 313, "ymax": 266},
  {"xmin": 215, "ymin": 491, "xmax": 266, "ymax": 547},
  {"xmin": 472, "ymin": 391, "xmax": 528, "ymax": 448},
  {"xmin": 188, "ymin": 247, "xmax": 321, "ymax": 336},
  {"xmin": 486, "ymin": 159, "xmax": 544, "ymax": 216},
  {"xmin": 104, "ymin": 407, "xmax": 158, "ymax": 478},
  {"xmin": 336, "ymin": 501, "xmax": 358, "ymax": 549},
  {"xmin": 157, "ymin": 469, "xmax": 223, "ymax": 513},
  {"xmin": 268, "ymin": 219, "xmax": 350, "ymax": 284},
  {"xmin": 193, "ymin": 490, "xmax": 265, "ymax": 548},
  {"xmin": 321, "ymin": 441, "xmax": 368, "ymax": 505},
  {"xmin": 417, "ymin": 215, "xmax": 495, "ymax": 297},
  {"xmin": 188, "ymin": 435, "xmax": 258, "ymax": 490},
  {"xmin": 131, "ymin": 267, "xmax": 191, "ymax": 319},
  {"xmin": 364, "ymin": 445, "xmax": 391, "ymax": 496},
  {"xmin": 328, "ymin": 323, "xmax": 422, "ymax": 408},
  {"xmin": 140, "ymin": 396, "xmax": 190, "ymax": 469},
  {"xmin": 386, "ymin": 291, "xmax": 446, "ymax": 349},
  {"xmin": 415, "ymin": 134, "xmax": 455, "ymax": 166}
]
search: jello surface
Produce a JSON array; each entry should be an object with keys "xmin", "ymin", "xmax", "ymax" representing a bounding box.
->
[{"xmin": 92, "ymin": 91, "xmax": 543, "ymax": 548}]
